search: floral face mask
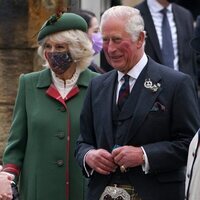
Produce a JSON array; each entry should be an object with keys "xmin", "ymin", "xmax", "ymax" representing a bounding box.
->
[{"xmin": 45, "ymin": 51, "xmax": 73, "ymax": 74}]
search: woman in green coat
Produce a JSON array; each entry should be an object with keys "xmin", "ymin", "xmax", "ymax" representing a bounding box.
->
[{"xmin": 2, "ymin": 12, "xmax": 97, "ymax": 200}]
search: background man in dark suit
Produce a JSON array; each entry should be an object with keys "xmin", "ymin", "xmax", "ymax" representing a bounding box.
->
[
  {"xmin": 135, "ymin": 0, "xmax": 198, "ymax": 88},
  {"xmin": 75, "ymin": 5, "xmax": 200, "ymax": 200}
]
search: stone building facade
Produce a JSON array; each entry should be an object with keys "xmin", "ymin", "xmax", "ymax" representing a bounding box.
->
[{"xmin": 0, "ymin": 0, "xmax": 69, "ymax": 162}]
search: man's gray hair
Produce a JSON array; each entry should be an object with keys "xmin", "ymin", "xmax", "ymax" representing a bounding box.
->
[{"xmin": 100, "ymin": 6, "xmax": 145, "ymax": 41}]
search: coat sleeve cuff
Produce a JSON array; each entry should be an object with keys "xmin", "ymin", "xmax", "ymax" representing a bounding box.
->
[{"xmin": 2, "ymin": 164, "xmax": 20, "ymax": 177}]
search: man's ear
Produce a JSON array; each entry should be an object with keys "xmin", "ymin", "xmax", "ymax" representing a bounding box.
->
[{"xmin": 137, "ymin": 31, "xmax": 145, "ymax": 48}]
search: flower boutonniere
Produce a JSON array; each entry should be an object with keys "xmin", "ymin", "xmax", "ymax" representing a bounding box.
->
[{"xmin": 144, "ymin": 78, "xmax": 161, "ymax": 92}]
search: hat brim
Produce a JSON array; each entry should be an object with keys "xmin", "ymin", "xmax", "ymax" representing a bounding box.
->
[
  {"xmin": 190, "ymin": 36, "xmax": 200, "ymax": 53},
  {"xmin": 37, "ymin": 13, "xmax": 88, "ymax": 42}
]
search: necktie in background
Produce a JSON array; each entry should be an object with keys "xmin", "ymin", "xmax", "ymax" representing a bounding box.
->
[
  {"xmin": 117, "ymin": 74, "xmax": 130, "ymax": 110},
  {"xmin": 161, "ymin": 8, "xmax": 174, "ymax": 68}
]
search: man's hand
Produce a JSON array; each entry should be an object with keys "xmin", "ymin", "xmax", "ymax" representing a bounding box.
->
[
  {"xmin": 112, "ymin": 145, "xmax": 144, "ymax": 169},
  {"xmin": 85, "ymin": 149, "xmax": 118, "ymax": 175}
]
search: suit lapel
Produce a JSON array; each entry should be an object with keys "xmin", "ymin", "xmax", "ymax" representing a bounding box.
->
[
  {"xmin": 139, "ymin": 1, "xmax": 163, "ymax": 62},
  {"xmin": 98, "ymin": 61, "xmax": 163, "ymax": 146},
  {"xmin": 172, "ymin": 4, "xmax": 183, "ymax": 68},
  {"xmin": 125, "ymin": 58, "xmax": 163, "ymax": 143},
  {"xmin": 101, "ymin": 71, "xmax": 118, "ymax": 149}
]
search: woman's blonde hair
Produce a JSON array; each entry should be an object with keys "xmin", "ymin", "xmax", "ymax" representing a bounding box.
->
[{"xmin": 38, "ymin": 30, "xmax": 94, "ymax": 72}]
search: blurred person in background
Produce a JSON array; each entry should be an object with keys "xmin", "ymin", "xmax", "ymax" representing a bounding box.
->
[
  {"xmin": 74, "ymin": 9, "xmax": 105, "ymax": 74},
  {"xmin": 135, "ymin": 0, "xmax": 198, "ymax": 90}
]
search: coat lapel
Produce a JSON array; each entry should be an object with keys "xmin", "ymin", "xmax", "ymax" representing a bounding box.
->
[
  {"xmin": 36, "ymin": 68, "xmax": 52, "ymax": 88},
  {"xmin": 172, "ymin": 4, "xmax": 183, "ymax": 68},
  {"xmin": 101, "ymin": 71, "xmax": 118, "ymax": 149},
  {"xmin": 36, "ymin": 68, "xmax": 93, "ymax": 107},
  {"xmin": 125, "ymin": 58, "xmax": 163, "ymax": 143},
  {"xmin": 36, "ymin": 68, "xmax": 66, "ymax": 107},
  {"xmin": 139, "ymin": 1, "xmax": 163, "ymax": 62}
]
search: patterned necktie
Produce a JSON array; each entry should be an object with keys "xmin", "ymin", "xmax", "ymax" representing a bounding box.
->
[
  {"xmin": 161, "ymin": 8, "xmax": 174, "ymax": 68},
  {"xmin": 117, "ymin": 74, "xmax": 130, "ymax": 110}
]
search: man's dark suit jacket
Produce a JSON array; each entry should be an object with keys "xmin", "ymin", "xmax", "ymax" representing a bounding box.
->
[
  {"xmin": 135, "ymin": 1, "xmax": 198, "ymax": 87},
  {"xmin": 75, "ymin": 57, "xmax": 200, "ymax": 200}
]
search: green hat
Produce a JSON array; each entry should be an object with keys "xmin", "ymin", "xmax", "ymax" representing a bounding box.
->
[{"xmin": 37, "ymin": 12, "xmax": 88, "ymax": 42}]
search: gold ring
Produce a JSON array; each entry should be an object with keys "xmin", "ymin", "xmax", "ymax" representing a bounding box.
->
[{"xmin": 120, "ymin": 165, "xmax": 127, "ymax": 173}]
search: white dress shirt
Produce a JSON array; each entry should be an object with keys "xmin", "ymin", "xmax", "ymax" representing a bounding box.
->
[
  {"xmin": 117, "ymin": 53, "xmax": 147, "ymax": 101},
  {"xmin": 147, "ymin": 0, "xmax": 179, "ymax": 70}
]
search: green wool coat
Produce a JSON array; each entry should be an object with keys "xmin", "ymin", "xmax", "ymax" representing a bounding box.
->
[{"xmin": 3, "ymin": 68, "xmax": 98, "ymax": 200}]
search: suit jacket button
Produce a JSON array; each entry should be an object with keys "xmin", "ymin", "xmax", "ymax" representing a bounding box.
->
[
  {"xmin": 117, "ymin": 121, "xmax": 122, "ymax": 126},
  {"xmin": 57, "ymin": 160, "xmax": 64, "ymax": 166},
  {"xmin": 187, "ymin": 173, "xmax": 190, "ymax": 178}
]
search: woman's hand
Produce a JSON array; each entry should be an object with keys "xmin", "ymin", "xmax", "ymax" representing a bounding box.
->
[{"xmin": 0, "ymin": 166, "xmax": 14, "ymax": 200}]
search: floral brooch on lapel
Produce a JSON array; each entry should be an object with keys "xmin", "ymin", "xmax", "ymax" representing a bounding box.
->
[{"xmin": 144, "ymin": 78, "xmax": 161, "ymax": 92}]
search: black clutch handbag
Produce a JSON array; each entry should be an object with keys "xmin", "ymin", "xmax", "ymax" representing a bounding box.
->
[{"xmin": 11, "ymin": 182, "xmax": 20, "ymax": 200}]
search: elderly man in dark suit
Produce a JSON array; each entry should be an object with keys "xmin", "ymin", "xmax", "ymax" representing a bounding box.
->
[
  {"xmin": 75, "ymin": 6, "xmax": 200, "ymax": 200},
  {"xmin": 135, "ymin": 0, "xmax": 198, "ymax": 88}
]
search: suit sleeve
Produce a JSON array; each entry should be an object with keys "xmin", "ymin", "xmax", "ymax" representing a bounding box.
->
[{"xmin": 143, "ymin": 74, "xmax": 200, "ymax": 173}]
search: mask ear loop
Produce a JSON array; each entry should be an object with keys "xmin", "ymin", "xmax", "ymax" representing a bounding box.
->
[{"xmin": 44, "ymin": 51, "xmax": 50, "ymax": 63}]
